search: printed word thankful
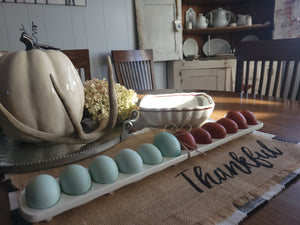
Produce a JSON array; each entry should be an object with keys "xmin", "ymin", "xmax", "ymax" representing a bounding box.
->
[{"xmin": 176, "ymin": 140, "xmax": 283, "ymax": 193}]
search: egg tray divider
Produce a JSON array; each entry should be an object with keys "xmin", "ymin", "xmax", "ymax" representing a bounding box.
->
[{"xmin": 18, "ymin": 121, "xmax": 263, "ymax": 223}]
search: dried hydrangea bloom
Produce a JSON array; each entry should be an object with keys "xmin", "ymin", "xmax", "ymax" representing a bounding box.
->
[{"xmin": 84, "ymin": 79, "xmax": 138, "ymax": 123}]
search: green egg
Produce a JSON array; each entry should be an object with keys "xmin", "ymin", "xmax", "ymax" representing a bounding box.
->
[
  {"xmin": 59, "ymin": 164, "xmax": 91, "ymax": 195},
  {"xmin": 153, "ymin": 132, "xmax": 181, "ymax": 157},
  {"xmin": 25, "ymin": 174, "xmax": 61, "ymax": 209},
  {"xmin": 137, "ymin": 143, "xmax": 163, "ymax": 165},
  {"xmin": 89, "ymin": 155, "xmax": 119, "ymax": 184},
  {"xmin": 115, "ymin": 148, "xmax": 143, "ymax": 174}
]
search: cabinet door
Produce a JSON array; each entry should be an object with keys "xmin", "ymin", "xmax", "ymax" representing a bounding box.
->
[
  {"xmin": 135, "ymin": 0, "xmax": 182, "ymax": 61},
  {"xmin": 180, "ymin": 69, "xmax": 226, "ymax": 90}
]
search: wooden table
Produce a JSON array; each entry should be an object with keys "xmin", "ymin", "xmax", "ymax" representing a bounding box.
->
[
  {"xmin": 138, "ymin": 90, "xmax": 300, "ymax": 225},
  {"xmin": 1, "ymin": 90, "xmax": 299, "ymax": 225}
]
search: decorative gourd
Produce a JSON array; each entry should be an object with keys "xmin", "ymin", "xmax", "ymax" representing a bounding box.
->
[{"xmin": 0, "ymin": 31, "xmax": 117, "ymax": 144}]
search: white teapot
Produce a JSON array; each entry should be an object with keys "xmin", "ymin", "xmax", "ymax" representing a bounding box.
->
[
  {"xmin": 196, "ymin": 13, "xmax": 208, "ymax": 28},
  {"xmin": 208, "ymin": 8, "xmax": 231, "ymax": 28}
]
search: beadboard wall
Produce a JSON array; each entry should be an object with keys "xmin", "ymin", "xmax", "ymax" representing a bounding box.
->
[{"xmin": 0, "ymin": 0, "xmax": 167, "ymax": 88}]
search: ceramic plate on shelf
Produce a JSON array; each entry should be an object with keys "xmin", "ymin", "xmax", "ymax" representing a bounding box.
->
[
  {"xmin": 241, "ymin": 35, "xmax": 260, "ymax": 41},
  {"xmin": 183, "ymin": 38, "xmax": 199, "ymax": 57},
  {"xmin": 202, "ymin": 38, "xmax": 231, "ymax": 56}
]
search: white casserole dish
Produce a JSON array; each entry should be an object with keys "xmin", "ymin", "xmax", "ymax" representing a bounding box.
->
[{"xmin": 138, "ymin": 92, "xmax": 215, "ymax": 128}]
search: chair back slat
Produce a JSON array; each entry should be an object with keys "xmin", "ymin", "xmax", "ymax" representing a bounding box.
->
[
  {"xmin": 235, "ymin": 38, "xmax": 300, "ymax": 100},
  {"xmin": 257, "ymin": 61, "xmax": 266, "ymax": 95},
  {"xmin": 288, "ymin": 61, "xmax": 299, "ymax": 99},
  {"xmin": 111, "ymin": 49, "xmax": 156, "ymax": 91},
  {"xmin": 272, "ymin": 61, "xmax": 282, "ymax": 97},
  {"xmin": 265, "ymin": 60, "xmax": 274, "ymax": 95},
  {"xmin": 244, "ymin": 61, "xmax": 250, "ymax": 93},
  {"xmin": 135, "ymin": 62, "xmax": 141, "ymax": 88},
  {"xmin": 131, "ymin": 63, "xmax": 138, "ymax": 89},
  {"xmin": 145, "ymin": 61, "xmax": 152, "ymax": 89},
  {"xmin": 124, "ymin": 62, "xmax": 134, "ymax": 89},
  {"xmin": 251, "ymin": 61, "xmax": 258, "ymax": 94},
  {"xmin": 120, "ymin": 63, "xmax": 129, "ymax": 88},
  {"xmin": 140, "ymin": 61, "xmax": 147, "ymax": 88},
  {"xmin": 235, "ymin": 61, "xmax": 244, "ymax": 92},
  {"xmin": 62, "ymin": 49, "xmax": 91, "ymax": 81},
  {"xmin": 280, "ymin": 61, "xmax": 290, "ymax": 98},
  {"xmin": 142, "ymin": 61, "xmax": 151, "ymax": 89}
]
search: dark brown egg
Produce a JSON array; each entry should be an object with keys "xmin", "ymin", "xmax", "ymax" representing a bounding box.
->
[
  {"xmin": 217, "ymin": 117, "xmax": 238, "ymax": 133},
  {"xmin": 190, "ymin": 127, "xmax": 212, "ymax": 144},
  {"xmin": 201, "ymin": 122, "xmax": 226, "ymax": 139},
  {"xmin": 225, "ymin": 111, "xmax": 248, "ymax": 129},
  {"xmin": 240, "ymin": 110, "xmax": 258, "ymax": 125}
]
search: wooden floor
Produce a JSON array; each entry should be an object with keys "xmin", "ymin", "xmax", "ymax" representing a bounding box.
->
[{"xmin": 241, "ymin": 178, "xmax": 300, "ymax": 225}]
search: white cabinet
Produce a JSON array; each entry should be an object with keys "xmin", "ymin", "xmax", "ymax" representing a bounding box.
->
[
  {"xmin": 181, "ymin": 68, "xmax": 226, "ymax": 90},
  {"xmin": 135, "ymin": 0, "xmax": 183, "ymax": 61},
  {"xmin": 168, "ymin": 59, "xmax": 236, "ymax": 91}
]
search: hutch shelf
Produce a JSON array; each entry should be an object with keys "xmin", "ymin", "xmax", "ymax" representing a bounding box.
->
[
  {"xmin": 183, "ymin": 24, "xmax": 273, "ymax": 36},
  {"xmin": 182, "ymin": 0, "xmax": 275, "ymax": 58}
]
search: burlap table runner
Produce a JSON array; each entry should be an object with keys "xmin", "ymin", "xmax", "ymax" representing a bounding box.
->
[{"xmin": 8, "ymin": 128, "xmax": 300, "ymax": 225}]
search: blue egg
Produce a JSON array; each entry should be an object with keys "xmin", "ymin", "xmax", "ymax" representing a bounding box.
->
[
  {"xmin": 89, "ymin": 155, "xmax": 119, "ymax": 184},
  {"xmin": 137, "ymin": 143, "xmax": 163, "ymax": 165},
  {"xmin": 25, "ymin": 174, "xmax": 61, "ymax": 209},
  {"xmin": 59, "ymin": 164, "xmax": 92, "ymax": 195},
  {"xmin": 114, "ymin": 148, "xmax": 143, "ymax": 174},
  {"xmin": 153, "ymin": 132, "xmax": 181, "ymax": 157}
]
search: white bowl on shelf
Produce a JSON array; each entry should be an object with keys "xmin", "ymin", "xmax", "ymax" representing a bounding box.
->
[{"xmin": 136, "ymin": 92, "xmax": 215, "ymax": 128}]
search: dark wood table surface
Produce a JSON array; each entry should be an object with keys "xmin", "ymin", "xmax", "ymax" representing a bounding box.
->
[
  {"xmin": 1, "ymin": 90, "xmax": 299, "ymax": 225},
  {"xmin": 138, "ymin": 90, "xmax": 300, "ymax": 225}
]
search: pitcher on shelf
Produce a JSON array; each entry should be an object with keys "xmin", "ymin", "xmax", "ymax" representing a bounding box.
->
[
  {"xmin": 237, "ymin": 14, "xmax": 252, "ymax": 26},
  {"xmin": 207, "ymin": 8, "xmax": 231, "ymax": 28},
  {"xmin": 196, "ymin": 13, "xmax": 209, "ymax": 28}
]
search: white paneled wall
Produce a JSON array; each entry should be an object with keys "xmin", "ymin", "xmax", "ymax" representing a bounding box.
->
[
  {"xmin": 0, "ymin": 0, "xmax": 168, "ymax": 88},
  {"xmin": 0, "ymin": 1, "xmax": 135, "ymax": 79}
]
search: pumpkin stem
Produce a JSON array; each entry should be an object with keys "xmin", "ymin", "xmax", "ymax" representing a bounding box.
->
[
  {"xmin": 20, "ymin": 31, "xmax": 37, "ymax": 50},
  {"xmin": 19, "ymin": 23, "xmax": 60, "ymax": 50},
  {"xmin": 19, "ymin": 23, "xmax": 38, "ymax": 50}
]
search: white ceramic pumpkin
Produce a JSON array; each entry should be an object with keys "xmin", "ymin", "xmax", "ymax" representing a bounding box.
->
[
  {"xmin": 0, "ymin": 33, "xmax": 117, "ymax": 144},
  {"xmin": 0, "ymin": 49, "xmax": 84, "ymax": 142}
]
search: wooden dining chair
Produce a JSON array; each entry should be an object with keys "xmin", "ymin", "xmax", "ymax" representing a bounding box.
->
[
  {"xmin": 235, "ymin": 38, "xmax": 300, "ymax": 100},
  {"xmin": 62, "ymin": 49, "xmax": 91, "ymax": 81},
  {"xmin": 111, "ymin": 49, "xmax": 156, "ymax": 90}
]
